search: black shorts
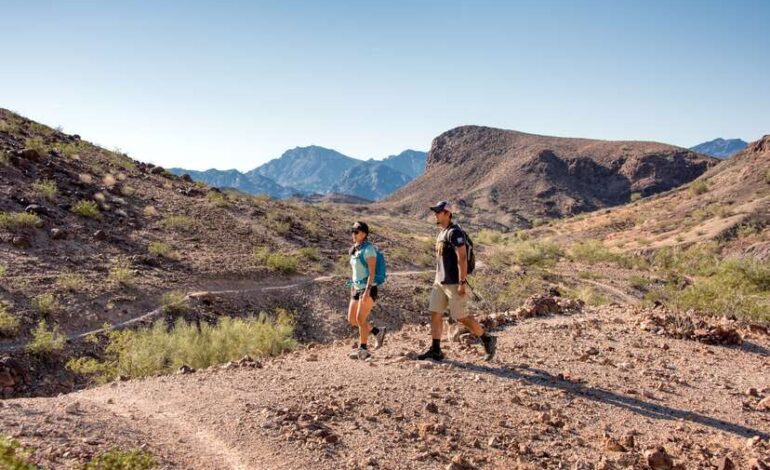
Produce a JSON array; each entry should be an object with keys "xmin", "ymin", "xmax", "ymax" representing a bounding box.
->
[{"xmin": 352, "ymin": 286, "xmax": 378, "ymax": 302}]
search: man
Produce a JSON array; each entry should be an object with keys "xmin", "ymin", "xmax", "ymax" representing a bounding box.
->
[{"xmin": 418, "ymin": 201, "xmax": 497, "ymax": 361}]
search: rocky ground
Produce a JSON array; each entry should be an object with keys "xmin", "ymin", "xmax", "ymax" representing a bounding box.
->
[{"xmin": 3, "ymin": 302, "xmax": 769, "ymax": 469}]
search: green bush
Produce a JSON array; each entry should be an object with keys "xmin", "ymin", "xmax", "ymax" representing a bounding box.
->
[
  {"xmin": 508, "ymin": 240, "xmax": 563, "ymax": 267},
  {"xmin": 297, "ymin": 246, "xmax": 321, "ymax": 261},
  {"xmin": 476, "ymin": 229, "xmax": 504, "ymax": 246},
  {"xmin": 69, "ymin": 312, "xmax": 295, "ymax": 381},
  {"xmin": 472, "ymin": 272, "xmax": 547, "ymax": 312},
  {"xmin": 689, "ymin": 179, "xmax": 709, "ymax": 196},
  {"xmin": 0, "ymin": 436, "xmax": 38, "ymax": 470},
  {"xmin": 252, "ymin": 247, "xmax": 298, "ymax": 273},
  {"xmin": 0, "ymin": 212, "xmax": 40, "ymax": 231},
  {"xmin": 72, "ymin": 200, "xmax": 102, "ymax": 219},
  {"xmin": 206, "ymin": 191, "xmax": 230, "ymax": 207},
  {"xmin": 31, "ymin": 179, "xmax": 58, "ymax": 201},
  {"xmin": 26, "ymin": 319, "xmax": 66, "ymax": 355},
  {"xmin": 32, "ymin": 292, "xmax": 60, "ymax": 315},
  {"xmin": 568, "ymin": 239, "xmax": 646, "ymax": 269},
  {"xmin": 148, "ymin": 241, "xmax": 173, "ymax": 257},
  {"xmin": 0, "ymin": 303, "xmax": 20, "ymax": 337},
  {"xmin": 0, "ymin": 150, "xmax": 9, "ymax": 165},
  {"xmin": 565, "ymin": 286, "xmax": 609, "ymax": 306},
  {"xmin": 0, "ymin": 263, "xmax": 6, "ymax": 277},
  {"xmin": 83, "ymin": 449, "xmax": 156, "ymax": 470},
  {"xmin": 25, "ymin": 137, "xmax": 48, "ymax": 153}
]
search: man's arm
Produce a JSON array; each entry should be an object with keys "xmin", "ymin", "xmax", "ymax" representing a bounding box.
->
[{"xmin": 456, "ymin": 245, "xmax": 468, "ymax": 283}]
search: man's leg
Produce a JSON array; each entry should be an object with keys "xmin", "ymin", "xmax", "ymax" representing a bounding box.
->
[
  {"xmin": 450, "ymin": 286, "xmax": 497, "ymax": 361},
  {"xmin": 418, "ymin": 285, "xmax": 448, "ymax": 360}
]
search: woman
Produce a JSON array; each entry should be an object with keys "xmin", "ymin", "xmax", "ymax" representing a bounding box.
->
[{"xmin": 348, "ymin": 221, "xmax": 386, "ymax": 360}]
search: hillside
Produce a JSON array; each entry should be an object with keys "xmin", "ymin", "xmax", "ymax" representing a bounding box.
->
[
  {"xmin": 541, "ymin": 135, "xmax": 770, "ymax": 256},
  {"xmin": 691, "ymin": 138, "xmax": 748, "ymax": 159},
  {"xmin": 383, "ymin": 126, "xmax": 717, "ymax": 229},
  {"xmin": 168, "ymin": 168, "xmax": 298, "ymax": 198},
  {"xmin": 0, "ymin": 109, "xmax": 434, "ymax": 398},
  {"xmin": 331, "ymin": 160, "xmax": 412, "ymax": 201}
]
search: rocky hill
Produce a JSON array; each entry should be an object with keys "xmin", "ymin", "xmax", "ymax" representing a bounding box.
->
[
  {"xmin": 541, "ymin": 135, "xmax": 770, "ymax": 256},
  {"xmin": 691, "ymin": 138, "xmax": 748, "ymax": 159},
  {"xmin": 331, "ymin": 160, "xmax": 413, "ymax": 201},
  {"xmin": 383, "ymin": 126, "xmax": 717, "ymax": 229},
  {"xmin": 381, "ymin": 149, "xmax": 428, "ymax": 179},
  {"xmin": 168, "ymin": 167, "xmax": 298, "ymax": 198}
]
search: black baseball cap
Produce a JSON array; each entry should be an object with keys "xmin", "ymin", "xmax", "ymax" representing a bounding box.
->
[
  {"xmin": 429, "ymin": 201, "xmax": 451, "ymax": 213},
  {"xmin": 351, "ymin": 221, "xmax": 369, "ymax": 234}
]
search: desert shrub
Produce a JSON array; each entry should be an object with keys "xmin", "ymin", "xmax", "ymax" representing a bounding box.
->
[
  {"xmin": 476, "ymin": 229, "xmax": 504, "ymax": 246},
  {"xmin": 508, "ymin": 240, "xmax": 563, "ymax": 267},
  {"xmin": 32, "ymin": 292, "xmax": 60, "ymax": 315},
  {"xmin": 69, "ymin": 312, "xmax": 295, "ymax": 381},
  {"xmin": 32, "ymin": 179, "xmax": 57, "ymax": 201},
  {"xmin": 24, "ymin": 137, "xmax": 47, "ymax": 153},
  {"xmin": 83, "ymin": 448, "xmax": 156, "ymax": 470},
  {"xmin": 206, "ymin": 191, "xmax": 230, "ymax": 207},
  {"xmin": 148, "ymin": 241, "xmax": 173, "ymax": 257},
  {"xmin": 56, "ymin": 272, "xmax": 87, "ymax": 292},
  {"xmin": 266, "ymin": 213, "xmax": 292, "ymax": 235},
  {"xmin": 161, "ymin": 291, "xmax": 189, "ymax": 314},
  {"xmin": 108, "ymin": 258, "xmax": 136, "ymax": 285},
  {"xmin": 0, "ymin": 263, "xmax": 6, "ymax": 277},
  {"xmin": 565, "ymin": 286, "xmax": 609, "ymax": 306},
  {"xmin": 628, "ymin": 275, "xmax": 651, "ymax": 291},
  {"xmin": 252, "ymin": 247, "xmax": 299, "ymax": 273},
  {"xmin": 689, "ymin": 180, "xmax": 709, "ymax": 196},
  {"xmin": 102, "ymin": 174, "xmax": 117, "ymax": 187},
  {"xmin": 0, "ymin": 150, "xmax": 9, "ymax": 165},
  {"xmin": 568, "ymin": 239, "xmax": 646, "ymax": 269},
  {"xmin": 297, "ymin": 246, "xmax": 321, "ymax": 261},
  {"xmin": 26, "ymin": 319, "xmax": 66, "ymax": 355},
  {"xmin": 472, "ymin": 273, "xmax": 548, "ymax": 312},
  {"xmin": 0, "ymin": 212, "xmax": 40, "ymax": 231},
  {"xmin": 652, "ymin": 242, "xmax": 721, "ymax": 276},
  {"xmin": 161, "ymin": 215, "xmax": 193, "ymax": 231},
  {"xmin": 72, "ymin": 200, "xmax": 102, "ymax": 219},
  {"xmin": 0, "ymin": 437, "xmax": 37, "ymax": 470},
  {"xmin": 143, "ymin": 206, "xmax": 158, "ymax": 217},
  {"xmin": 0, "ymin": 303, "xmax": 20, "ymax": 337}
]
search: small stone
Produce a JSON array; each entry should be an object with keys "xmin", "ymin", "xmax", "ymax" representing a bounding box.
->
[
  {"xmin": 604, "ymin": 437, "xmax": 626, "ymax": 452},
  {"xmin": 177, "ymin": 365, "xmax": 195, "ymax": 375},
  {"xmin": 324, "ymin": 434, "xmax": 338, "ymax": 444},
  {"xmin": 746, "ymin": 435, "xmax": 762, "ymax": 448},
  {"xmin": 306, "ymin": 354, "xmax": 319, "ymax": 362},
  {"xmin": 93, "ymin": 230, "xmax": 107, "ymax": 241},
  {"xmin": 746, "ymin": 387, "xmax": 760, "ymax": 397},
  {"xmin": 645, "ymin": 447, "xmax": 673, "ymax": 470},
  {"xmin": 425, "ymin": 402, "xmax": 439, "ymax": 414},
  {"xmin": 50, "ymin": 228, "xmax": 67, "ymax": 240},
  {"xmin": 64, "ymin": 401, "xmax": 80, "ymax": 415},
  {"xmin": 749, "ymin": 458, "xmax": 770, "ymax": 470},
  {"xmin": 718, "ymin": 457, "xmax": 736, "ymax": 470},
  {"xmin": 758, "ymin": 396, "xmax": 770, "ymax": 410}
]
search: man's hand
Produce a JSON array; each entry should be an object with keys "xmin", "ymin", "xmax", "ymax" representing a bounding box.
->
[{"xmin": 457, "ymin": 283, "xmax": 466, "ymax": 297}]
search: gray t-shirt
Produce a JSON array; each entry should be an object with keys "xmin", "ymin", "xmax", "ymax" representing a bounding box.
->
[{"xmin": 435, "ymin": 224, "xmax": 466, "ymax": 285}]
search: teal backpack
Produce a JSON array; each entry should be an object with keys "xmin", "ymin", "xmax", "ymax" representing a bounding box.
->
[{"xmin": 356, "ymin": 242, "xmax": 387, "ymax": 285}]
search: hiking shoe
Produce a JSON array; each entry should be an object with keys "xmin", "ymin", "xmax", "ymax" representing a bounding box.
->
[
  {"xmin": 417, "ymin": 348, "xmax": 445, "ymax": 362},
  {"xmin": 482, "ymin": 335, "xmax": 497, "ymax": 361},
  {"xmin": 357, "ymin": 348, "xmax": 372, "ymax": 361},
  {"xmin": 372, "ymin": 327, "xmax": 387, "ymax": 350},
  {"xmin": 348, "ymin": 348, "xmax": 360, "ymax": 359}
]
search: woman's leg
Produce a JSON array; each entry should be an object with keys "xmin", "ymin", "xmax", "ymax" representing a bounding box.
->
[
  {"xmin": 348, "ymin": 299, "xmax": 360, "ymax": 327},
  {"xmin": 355, "ymin": 296, "xmax": 375, "ymax": 346}
]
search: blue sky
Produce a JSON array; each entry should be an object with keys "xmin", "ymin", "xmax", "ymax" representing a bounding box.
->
[{"xmin": 1, "ymin": 0, "xmax": 768, "ymax": 171}]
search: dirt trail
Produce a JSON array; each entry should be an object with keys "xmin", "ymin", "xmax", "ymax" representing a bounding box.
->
[{"xmin": 4, "ymin": 305, "xmax": 770, "ymax": 469}]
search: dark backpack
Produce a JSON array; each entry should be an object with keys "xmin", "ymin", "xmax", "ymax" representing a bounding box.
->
[{"xmin": 443, "ymin": 225, "xmax": 475, "ymax": 275}]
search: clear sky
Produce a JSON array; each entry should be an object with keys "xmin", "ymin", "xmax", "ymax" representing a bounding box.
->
[{"xmin": 1, "ymin": 0, "xmax": 768, "ymax": 171}]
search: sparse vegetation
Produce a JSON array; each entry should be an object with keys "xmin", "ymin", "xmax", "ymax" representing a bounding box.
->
[
  {"xmin": 473, "ymin": 273, "xmax": 548, "ymax": 312},
  {"xmin": 0, "ymin": 149, "xmax": 9, "ymax": 165},
  {"xmin": 83, "ymin": 448, "xmax": 157, "ymax": 470},
  {"xmin": 0, "ymin": 211, "xmax": 41, "ymax": 231},
  {"xmin": 161, "ymin": 214, "xmax": 193, "ymax": 231},
  {"xmin": 161, "ymin": 291, "xmax": 189, "ymax": 314},
  {"xmin": 206, "ymin": 191, "xmax": 230, "ymax": 207},
  {"xmin": 108, "ymin": 258, "xmax": 136, "ymax": 285},
  {"xmin": 489, "ymin": 240, "xmax": 562, "ymax": 268},
  {"xmin": 148, "ymin": 241, "xmax": 173, "ymax": 257},
  {"xmin": 31, "ymin": 178, "xmax": 58, "ymax": 201},
  {"xmin": 568, "ymin": 240, "xmax": 646, "ymax": 269},
  {"xmin": 72, "ymin": 200, "xmax": 102, "ymax": 219},
  {"xmin": 26, "ymin": 319, "xmax": 66, "ymax": 355},
  {"xmin": 32, "ymin": 292, "xmax": 60, "ymax": 316},
  {"xmin": 25, "ymin": 137, "xmax": 47, "ymax": 153},
  {"xmin": 143, "ymin": 206, "xmax": 158, "ymax": 217},
  {"xmin": 566, "ymin": 285, "xmax": 609, "ymax": 306},
  {"xmin": 689, "ymin": 179, "xmax": 709, "ymax": 196},
  {"xmin": 0, "ymin": 263, "xmax": 6, "ymax": 277},
  {"xmin": 0, "ymin": 436, "xmax": 37, "ymax": 470},
  {"xmin": 56, "ymin": 272, "xmax": 87, "ymax": 292},
  {"xmin": 265, "ymin": 212, "xmax": 292, "ymax": 235},
  {"xmin": 68, "ymin": 311, "xmax": 296, "ymax": 381},
  {"xmin": 0, "ymin": 302, "xmax": 21, "ymax": 337},
  {"xmin": 476, "ymin": 229, "xmax": 505, "ymax": 245},
  {"xmin": 252, "ymin": 247, "xmax": 299, "ymax": 273},
  {"xmin": 297, "ymin": 246, "xmax": 321, "ymax": 262}
]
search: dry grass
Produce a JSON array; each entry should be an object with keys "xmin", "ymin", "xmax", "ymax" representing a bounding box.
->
[
  {"xmin": 0, "ymin": 302, "xmax": 20, "ymax": 337},
  {"xmin": 31, "ymin": 179, "xmax": 58, "ymax": 201},
  {"xmin": 71, "ymin": 200, "xmax": 102, "ymax": 219},
  {"xmin": 0, "ymin": 212, "xmax": 41, "ymax": 231},
  {"xmin": 26, "ymin": 320, "xmax": 66, "ymax": 356}
]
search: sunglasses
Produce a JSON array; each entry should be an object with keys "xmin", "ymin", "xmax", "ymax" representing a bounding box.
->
[{"xmin": 351, "ymin": 229, "xmax": 362, "ymax": 234}]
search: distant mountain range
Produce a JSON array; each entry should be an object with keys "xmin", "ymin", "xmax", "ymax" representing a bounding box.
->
[
  {"xmin": 690, "ymin": 138, "xmax": 748, "ymax": 159},
  {"xmin": 170, "ymin": 147, "xmax": 426, "ymax": 201}
]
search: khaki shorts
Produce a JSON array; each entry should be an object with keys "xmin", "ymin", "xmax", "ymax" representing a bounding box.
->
[{"xmin": 429, "ymin": 283, "xmax": 469, "ymax": 320}]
